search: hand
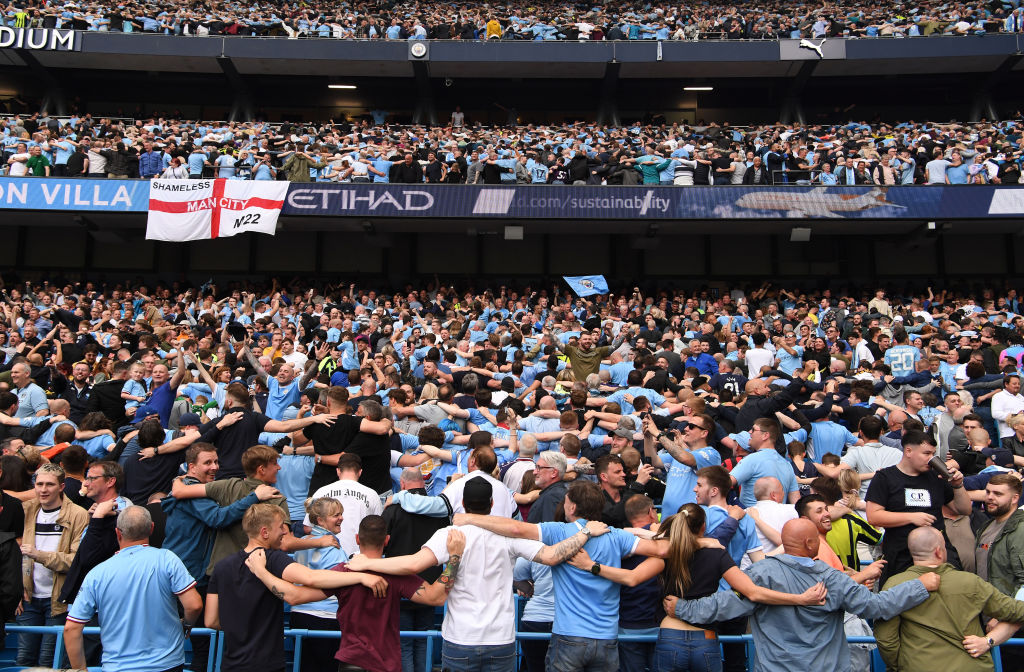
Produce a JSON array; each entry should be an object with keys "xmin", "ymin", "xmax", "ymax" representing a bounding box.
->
[
  {"xmin": 452, "ymin": 513, "xmax": 469, "ymax": 526},
  {"xmin": 20, "ymin": 543, "xmax": 36, "ymax": 560},
  {"xmin": 798, "ymin": 582, "xmax": 828, "ymax": 606},
  {"xmin": 360, "ymin": 573, "xmax": 389, "ymax": 598},
  {"xmin": 346, "ymin": 553, "xmax": 372, "ymax": 572},
  {"xmin": 727, "ymin": 505, "xmax": 746, "ymax": 520},
  {"xmin": 254, "ymin": 484, "xmax": 280, "ymax": 501},
  {"xmin": 138, "ymin": 447, "xmax": 157, "ymax": 460},
  {"xmin": 948, "ymin": 467, "xmax": 964, "ymax": 488},
  {"xmin": 568, "ymin": 548, "xmax": 595, "ymax": 571},
  {"xmin": 859, "ymin": 560, "xmax": 885, "ymax": 587},
  {"xmin": 218, "ymin": 411, "xmax": 244, "ymax": 427},
  {"xmin": 445, "ymin": 527, "xmax": 466, "ymax": 556},
  {"xmin": 697, "ymin": 537, "xmax": 725, "ymax": 550},
  {"xmin": 636, "ymin": 463, "xmax": 654, "ymax": 485},
  {"xmin": 918, "ymin": 571, "xmax": 941, "ymax": 592},
  {"xmin": 93, "ymin": 498, "xmax": 118, "ymax": 519},
  {"xmin": 245, "ymin": 547, "xmax": 267, "ymax": 574},
  {"xmin": 312, "ymin": 413, "xmax": 337, "ymax": 426},
  {"xmin": 909, "ymin": 512, "xmax": 936, "ymax": 527},
  {"xmin": 748, "ymin": 507, "xmax": 761, "ymax": 521},
  {"xmin": 320, "ymin": 535, "xmax": 341, "ymax": 549},
  {"xmin": 585, "ymin": 520, "xmax": 609, "ymax": 537},
  {"xmin": 963, "ymin": 634, "xmax": 993, "ymax": 658},
  {"xmin": 662, "ymin": 595, "xmax": 679, "ymax": 616}
]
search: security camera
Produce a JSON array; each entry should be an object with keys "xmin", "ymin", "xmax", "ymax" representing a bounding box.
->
[{"xmin": 445, "ymin": 78, "xmax": 454, "ymax": 87}]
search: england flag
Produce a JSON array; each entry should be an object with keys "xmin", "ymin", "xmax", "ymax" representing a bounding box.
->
[{"xmin": 145, "ymin": 178, "xmax": 289, "ymax": 242}]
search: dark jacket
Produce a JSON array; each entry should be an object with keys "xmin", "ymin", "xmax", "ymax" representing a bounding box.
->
[
  {"xmin": 527, "ymin": 481, "xmax": 568, "ymax": 523},
  {"xmin": 390, "ymin": 161, "xmax": 424, "ymax": 183},
  {"xmin": 59, "ymin": 513, "xmax": 119, "ymax": 605},
  {"xmin": 0, "ymin": 530, "xmax": 21, "ymax": 638},
  {"xmin": 742, "ymin": 164, "xmax": 769, "ymax": 185},
  {"xmin": 382, "ymin": 487, "xmax": 449, "ymax": 582},
  {"xmin": 86, "ymin": 378, "xmax": 128, "ymax": 428}
]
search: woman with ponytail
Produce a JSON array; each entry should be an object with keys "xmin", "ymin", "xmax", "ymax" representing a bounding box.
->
[{"xmin": 570, "ymin": 503, "xmax": 826, "ymax": 671}]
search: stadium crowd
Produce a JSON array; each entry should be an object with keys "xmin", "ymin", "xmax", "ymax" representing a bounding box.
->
[
  {"xmin": 5, "ymin": 112, "xmax": 1024, "ymax": 185},
  {"xmin": 5, "ymin": 0, "xmax": 1024, "ymax": 39},
  {"xmin": 0, "ymin": 276, "xmax": 1023, "ymax": 672}
]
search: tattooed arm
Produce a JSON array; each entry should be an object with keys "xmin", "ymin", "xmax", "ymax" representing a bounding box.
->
[
  {"xmin": 410, "ymin": 529, "xmax": 466, "ymax": 606},
  {"xmin": 532, "ymin": 520, "xmax": 610, "ymax": 566}
]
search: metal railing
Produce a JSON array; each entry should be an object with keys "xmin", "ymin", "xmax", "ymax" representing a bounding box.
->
[{"xmin": 7, "ymin": 624, "xmax": 1024, "ymax": 672}]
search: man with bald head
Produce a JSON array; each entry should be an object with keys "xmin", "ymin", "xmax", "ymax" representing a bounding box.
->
[
  {"xmin": 876, "ymin": 526, "xmax": 1024, "ymax": 671},
  {"xmin": 10, "ymin": 362, "xmax": 48, "ymax": 418},
  {"xmin": 750, "ymin": 477, "xmax": 797, "ymax": 554},
  {"xmin": 734, "ymin": 368, "xmax": 808, "ymax": 451},
  {"xmin": 668, "ymin": 518, "xmax": 939, "ymax": 672}
]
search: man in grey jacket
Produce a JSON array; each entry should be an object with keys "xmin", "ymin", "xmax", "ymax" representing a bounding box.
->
[{"xmin": 666, "ymin": 518, "xmax": 941, "ymax": 672}]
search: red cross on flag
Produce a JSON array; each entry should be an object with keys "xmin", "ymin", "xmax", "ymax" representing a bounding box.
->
[{"xmin": 145, "ymin": 178, "xmax": 289, "ymax": 242}]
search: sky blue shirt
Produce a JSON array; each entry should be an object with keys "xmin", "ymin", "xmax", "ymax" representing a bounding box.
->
[
  {"xmin": 807, "ymin": 421, "xmax": 858, "ymax": 460},
  {"xmin": 265, "ymin": 378, "xmax": 302, "ymax": 421},
  {"xmin": 704, "ymin": 505, "xmax": 761, "ymax": 590},
  {"xmin": 660, "ymin": 446, "xmax": 722, "ymax": 517},
  {"xmin": 67, "ymin": 545, "xmax": 196, "ymax": 672},
  {"xmin": 729, "ymin": 449, "xmax": 800, "ymax": 508},
  {"xmin": 605, "ymin": 387, "xmax": 665, "ymax": 415},
  {"xmin": 884, "ymin": 345, "xmax": 921, "ymax": 378},
  {"xmin": 776, "ymin": 346, "xmax": 804, "ymax": 376},
  {"xmin": 540, "ymin": 520, "xmax": 639, "ymax": 639}
]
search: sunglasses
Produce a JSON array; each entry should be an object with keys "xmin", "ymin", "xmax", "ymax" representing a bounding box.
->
[{"xmin": 686, "ymin": 422, "xmax": 706, "ymax": 431}]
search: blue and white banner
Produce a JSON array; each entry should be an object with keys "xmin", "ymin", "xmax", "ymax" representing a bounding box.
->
[
  {"xmin": 0, "ymin": 178, "xmax": 148, "ymax": 211},
  {"xmin": 5, "ymin": 178, "xmax": 1024, "ymax": 220}
]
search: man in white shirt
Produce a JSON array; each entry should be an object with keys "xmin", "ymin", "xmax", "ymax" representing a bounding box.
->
[
  {"xmin": 304, "ymin": 453, "xmax": 382, "ymax": 556},
  {"xmin": 834, "ymin": 416, "xmax": 903, "ymax": 499},
  {"xmin": 442, "ymin": 447, "xmax": 517, "ymax": 517},
  {"xmin": 749, "ymin": 477, "xmax": 798, "ymax": 555},
  {"xmin": 744, "ymin": 332, "xmax": 775, "ymax": 379},
  {"xmin": 6, "ymin": 143, "xmax": 29, "ymax": 176},
  {"xmin": 992, "ymin": 374, "xmax": 1024, "ymax": 439}
]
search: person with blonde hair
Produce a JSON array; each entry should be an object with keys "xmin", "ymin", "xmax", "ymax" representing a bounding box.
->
[
  {"xmin": 207, "ymin": 503, "xmax": 387, "ymax": 672},
  {"xmin": 290, "ymin": 496, "xmax": 347, "ymax": 672}
]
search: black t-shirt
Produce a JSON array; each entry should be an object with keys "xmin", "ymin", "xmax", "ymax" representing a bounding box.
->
[
  {"xmin": 865, "ymin": 465, "xmax": 957, "ymax": 575},
  {"xmin": 208, "ymin": 548, "xmax": 293, "ymax": 672},
  {"xmin": 0, "ymin": 492, "xmax": 24, "ymax": 537},
  {"xmin": 678, "ymin": 547, "xmax": 735, "ymax": 627},
  {"xmin": 122, "ymin": 451, "xmax": 182, "ymax": 504},
  {"xmin": 303, "ymin": 414, "xmax": 361, "ymax": 495},
  {"xmin": 200, "ymin": 410, "xmax": 271, "ymax": 480}
]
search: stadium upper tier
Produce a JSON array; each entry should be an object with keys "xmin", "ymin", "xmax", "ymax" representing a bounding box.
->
[
  {"xmin": 4, "ymin": 116, "xmax": 1024, "ymax": 185},
  {"xmin": 4, "ymin": 0, "xmax": 1024, "ymax": 39}
]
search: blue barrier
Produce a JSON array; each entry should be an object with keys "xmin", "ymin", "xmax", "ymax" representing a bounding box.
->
[{"xmin": 6, "ymin": 624, "xmax": 1024, "ymax": 672}]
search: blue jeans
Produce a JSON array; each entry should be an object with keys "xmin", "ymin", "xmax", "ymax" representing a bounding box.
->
[
  {"xmin": 399, "ymin": 602, "xmax": 434, "ymax": 672},
  {"xmin": 441, "ymin": 640, "xmax": 516, "ymax": 672},
  {"xmin": 654, "ymin": 629, "xmax": 722, "ymax": 672},
  {"xmin": 619, "ymin": 626, "xmax": 658, "ymax": 672},
  {"xmin": 16, "ymin": 596, "xmax": 66, "ymax": 667},
  {"xmin": 545, "ymin": 634, "xmax": 619, "ymax": 672}
]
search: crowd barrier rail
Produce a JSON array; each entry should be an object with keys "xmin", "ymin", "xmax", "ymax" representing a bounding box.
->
[{"xmin": 7, "ymin": 624, "xmax": 1024, "ymax": 672}]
